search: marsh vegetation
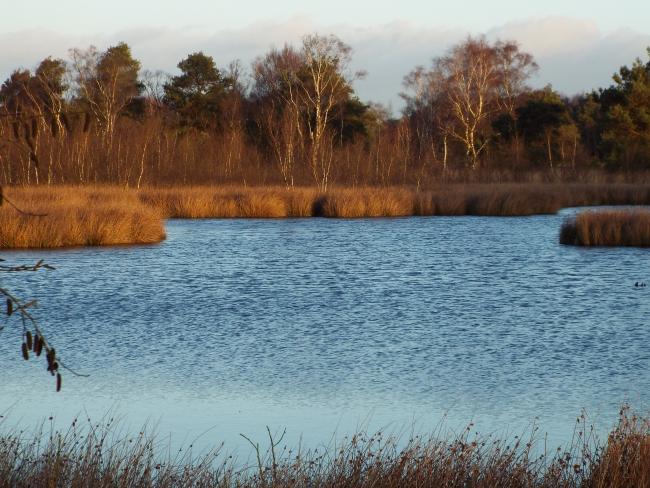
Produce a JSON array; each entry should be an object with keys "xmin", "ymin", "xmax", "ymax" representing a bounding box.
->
[
  {"xmin": 1, "ymin": 408, "xmax": 648, "ymax": 488},
  {"xmin": 2, "ymin": 183, "xmax": 650, "ymax": 248},
  {"xmin": 560, "ymin": 209, "xmax": 650, "ymax": 247}
]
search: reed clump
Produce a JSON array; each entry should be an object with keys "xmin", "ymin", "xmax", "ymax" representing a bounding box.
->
[
  {"xmin": 0, "ymin": 187, "xmax": 165, "ymax": 249},
  {"xmin": 560, "ymin": 210, "xmax": 650, "ymax": 247},
  {"xmin": 0, "ymin": 407, "xmax": 648, "ymax": 487}
]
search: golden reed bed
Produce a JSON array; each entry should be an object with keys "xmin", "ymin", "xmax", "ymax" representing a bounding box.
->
[
  {"xmin": 0, "ymin": 187, "xmax": 165, "ymax": 249},
  {"xmin": 2, "ymin": 183, "xmax": 650, "ymax": 248}
]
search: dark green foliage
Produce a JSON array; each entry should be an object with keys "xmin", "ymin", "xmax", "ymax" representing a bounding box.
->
[
  {"xmin": 517, "ymin": 87, "xmax": 574, "ymax": 166},
  {"xmin": 0, "ymin": 69, "xmax": 32, "ymax": 114},
  {"xmin": 518, "ymin": 89, "xmax": 571, "ymax": 140},
  {"xmin": 335, "ymin": 96, "xmax": 374, "ymax": 144},
  {"xmin": 96, "ymin": 43, "xmax": 142, "ymax": 101},
  {"xmin": 163, "ymin": 52, "xmax": 232, "ymax": 130},
  {"xmin": 491, "ymin": 112, "xmax": 517, "ymax": 141},
  {"xmin": 34, "ymin": 57, "xmax": 67, "ymax": 102},
  {"xmin": 575, "ymin": 48, "xmax": 650, "ymax": 168}
]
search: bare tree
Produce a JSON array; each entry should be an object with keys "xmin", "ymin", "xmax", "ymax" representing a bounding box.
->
[
  {"xmin": 298, "ymin": 34, "xmax": 364, "ymax": 190},
  {"xmin": 252, "ymin": 46, "xmax": 306, "ymax": 188},
  {"xmin": 436, "ymin": 37, "xmax": 501, "ymax": 169},
  {"xmin": 406, "ymin": 37, "xmax": 537, "ymax": 170},
  {"xmin": 221, "ymin": 60, "xmax": 247, "ymax": 178},
  {"xmin": 0, "ymin": 59, "xmax": 67, "ymax": 185},
  {"xmin": 494, "ymin": 41, "xmax": 538, "ymax": 164},
  {"xmin": 140, "ymin": 69, "xmax": 169, "ymax": 107},
  {"xmin": 402, "ymin": 65, "xmax": 454, "ymax": 175}
]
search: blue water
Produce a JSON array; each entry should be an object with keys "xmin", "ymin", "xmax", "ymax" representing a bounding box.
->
[{"xmin": 1, "ymin": 210, "xmax": 649, "ymax": 455}]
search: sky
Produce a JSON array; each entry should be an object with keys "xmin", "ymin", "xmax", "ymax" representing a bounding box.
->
[{"xmin": 1, "ymin": 0, "xmax": 650, "ymax": 112}]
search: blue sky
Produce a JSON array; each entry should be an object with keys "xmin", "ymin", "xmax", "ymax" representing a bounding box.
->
[{"xmin": 2, "ymin": 1, "xmax": 649, "ymax": 111}]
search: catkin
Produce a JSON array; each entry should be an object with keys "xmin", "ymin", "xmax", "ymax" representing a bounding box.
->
[
  {"xmin": 56, "ymin": 373, "xmax": 62, "ymax": 392},
  {"xmin": 21, "ymin": 343, "xmax": 29, "ymax": 361},
  {"xmin": 6, "ymin": 299, "xmax": 12, "ymax": 316},
  {"xmin": 26, "ymin": 331, "xmax": 33, "ymax": 350}
]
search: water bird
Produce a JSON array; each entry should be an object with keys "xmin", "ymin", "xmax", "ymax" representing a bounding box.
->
[{"xmin": 635, "ymin": 282, "xmax": 646, "ymax": 287}]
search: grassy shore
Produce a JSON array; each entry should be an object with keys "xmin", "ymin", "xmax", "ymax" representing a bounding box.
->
[
  {"xmin": 3, "ymin": 183, "xmax": 650, "ymax": 248},
  {"xmin": 1, "ymin": 407, "xmax": 648, "ymax": 487},
  {"xmin": 560, "ymin": 210, "xmax": 650, "ymax": 247}
]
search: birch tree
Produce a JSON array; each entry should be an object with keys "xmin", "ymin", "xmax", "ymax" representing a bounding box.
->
[
  {"xmin": 252, "ymin": 45, "xmax": 305, "ymax": 188},
  {"xmin": 436, "ymin": 37, "xmax": 500, "ymax": 169},
  {"xmin": 404, "ymin": 37, "xmax": 536, "ymax": 170},
  {"xmin": 298, "ymin": 34, "xmax": 363, "ymax": 190},
  {"xmin": 70, "ymin": 43, "xmax": 141, "ymax": 142}
]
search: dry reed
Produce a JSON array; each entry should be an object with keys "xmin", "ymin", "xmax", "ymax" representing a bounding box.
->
[
  {"xmin": 0, "ymin": 406, "xmax": 648, "ymax": 487},
  {"xmin": 560, "ymin": 210, "xmax": 650, "ymax": 247},
  {"xmin": 139, "ymin": 183, "xmax": 650, "ymax": 219},
  {"xmin": 0, "ymin": 187, "xmax": 165, "ymax": 249},
  {"xmin": 3, "ymin": 183, "xmax": 650, "ymax": 248}
]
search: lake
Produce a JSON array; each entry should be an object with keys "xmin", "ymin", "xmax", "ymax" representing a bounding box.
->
[{"xmin": 1, "ymin": 209, "xmax": 649, "ymax": 456}]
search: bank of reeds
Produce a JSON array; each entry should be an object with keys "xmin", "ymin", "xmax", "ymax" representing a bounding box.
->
[
  {"xmin": 0, "ymin": 407, "xmax": 648, "ymax": 487},
  {"xmin": 3, "ymin": 183, "xmax": 650, "ymax": 248},
  {"xmin": 0, "ymin": 187, "xmax": 165, "ymax": 249},
  {"xmin": 138, "ymin": 183, "xmax": 650, "ymax": 219},
  {"xmin": 560, "ymin": 209, "xmax": 650, "ymax": 247}
]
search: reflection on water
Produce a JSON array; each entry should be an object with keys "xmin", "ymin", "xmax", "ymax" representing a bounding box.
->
[{"xmin": 1, "ymin": 210, "xmax": 649, "ymax": 453}]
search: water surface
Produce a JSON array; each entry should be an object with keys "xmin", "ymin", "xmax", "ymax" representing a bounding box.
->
[{"xmin": 1, "ymin": 210, "xmax": 649, "ymax": 453}]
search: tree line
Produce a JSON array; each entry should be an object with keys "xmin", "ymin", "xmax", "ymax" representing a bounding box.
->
[{"xmin": 1, "ymin": 34, "xmax": 649, "ymax": 188}]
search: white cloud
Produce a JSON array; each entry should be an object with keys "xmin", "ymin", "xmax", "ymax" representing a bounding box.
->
[
  {"xmin": 486, "ymin": 17, "xmax": 601, "ymax": 57},
  {"xmin": 1, "ymin": 17, "xmax": 649, "ymax": 112}
]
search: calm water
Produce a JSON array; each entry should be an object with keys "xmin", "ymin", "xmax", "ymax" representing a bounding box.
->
[{"xmin": 1, "ymin": 210, "xmax": 649, "ymax": 454}]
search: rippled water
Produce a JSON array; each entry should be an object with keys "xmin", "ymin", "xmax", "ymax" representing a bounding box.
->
[{"xmin": 1, "ymin": 210, "xmax": 649, "ymax": 453}]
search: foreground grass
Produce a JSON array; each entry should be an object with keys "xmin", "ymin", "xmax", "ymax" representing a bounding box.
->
[
  {"xmin": 560, "ymin": 210, "xmax": 650, "ymax": 247},
  {"xmin": 1, "ymin": 407, "xmax": 648, "ymax": 487},
  {"xmin": 3, "ymin": 183, "xmax": 650, "ymax": 248}
]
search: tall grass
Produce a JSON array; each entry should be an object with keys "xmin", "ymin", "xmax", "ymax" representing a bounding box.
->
[
  {"xmin": 560, "ymin": 210, "xmax": 650, "ymax": 247},
  {"xmin": 140, "ymin": 183, "xmax": 650, "ymax": 219},
  {"xmin": 0, "ymin": 407, "xmax": 648, "ymax": 487},
  {"xmin": 0, "ymin": 187, "xmax": 165, "ymax": 249},
  {"xmin": 3, "ymin": 183, "xmax": 650, "ymax": 248}
]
